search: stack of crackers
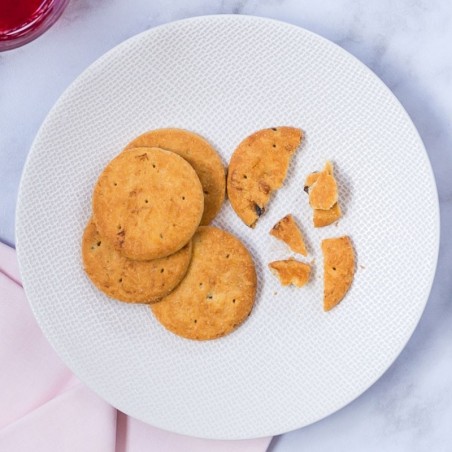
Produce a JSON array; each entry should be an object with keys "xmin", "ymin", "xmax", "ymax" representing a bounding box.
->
[{"xmin": 82, "ymin": 129, "xmax": 256, "ymax": 340}]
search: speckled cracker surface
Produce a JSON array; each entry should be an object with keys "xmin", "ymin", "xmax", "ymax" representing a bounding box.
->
[
  {"xmin": 151, "ymin": 226, "xmax": 257, "ymax": 340},
  {"xmin": 125, "ymin": 128, "xmax": 225, "ymax": 225},
  {"xmin": 322, "ymin": 236, "xmax": 355, "ymax": 311},
  {"xmin": 269, "ymin": 259, "xmax": 311, "ymax": 287},
  {"xmin": 227, "ymin": 127, "xmax": 303, "ymax": 227},
  {"xmin": 92, "ymin": 147, "xmax": 204, "ymax": 260},
  {"xmin": 82, "ymin": 220, "xmax": 192, "ymax": 303},
  {"xmin": 270, "ymin": 214, "xmax": 308, "ymax": 256}
]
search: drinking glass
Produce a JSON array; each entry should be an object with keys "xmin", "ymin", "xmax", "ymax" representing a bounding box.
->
[{"xmin": 0, "ymin": 0, "xmax": 70, "ymax": 52}]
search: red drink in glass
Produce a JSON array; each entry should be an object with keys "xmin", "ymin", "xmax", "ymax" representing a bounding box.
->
[{"xmin": 0, "ymin": 0, "xmax": 69, "ymax": 51}]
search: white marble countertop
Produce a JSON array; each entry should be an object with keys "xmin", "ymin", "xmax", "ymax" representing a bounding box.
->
[{"xmin": 1, "ymin": 0, "xmax": 451, "ymax": 450}]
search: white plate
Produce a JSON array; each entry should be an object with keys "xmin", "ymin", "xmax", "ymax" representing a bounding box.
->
[{"xmin": 16, "ymin": 15, "xmax": 439, "ymax": 439}]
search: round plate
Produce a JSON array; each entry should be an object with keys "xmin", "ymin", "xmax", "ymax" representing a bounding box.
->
[{"xmin": 16, "ymin": 15, "xmax": 439, "ymax": 439}]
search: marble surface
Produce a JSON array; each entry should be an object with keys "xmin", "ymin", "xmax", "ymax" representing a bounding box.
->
[{"xmin": 1, "ymin": 0, "xmax": 451, "ymax": 450}]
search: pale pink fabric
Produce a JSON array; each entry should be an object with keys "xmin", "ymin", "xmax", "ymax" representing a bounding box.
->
[{"xmin": 0, "ymin": 241, "xmax": 271, "ymax": 452}]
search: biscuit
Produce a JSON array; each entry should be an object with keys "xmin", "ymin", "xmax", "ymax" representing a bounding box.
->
[
  {"xmin": 92, "ymin": 147, "xmax": 204, "ymax": 260},
  {"xmin": 151, "ymin": 226, "xmax": 257, "ymax": 340},
  {"xmin": 125, "ymin": 128, "xmax": 225, "ymax": 225},
  {"xmin": 304, "ymin": 161, "xmax": 341, "ymax": 227},
  {"xmin": 227, "ymin": 127, "xmax": 303, "ymax": 227},
  {"xmin": 270, "ymin": 214, "xmax": 307, "ymax": 255},
  {"xmin": 82, "ymin": 220, "xmax": 192, "ymax": 303},
  {"xmin": 268, "ymin": 259, "xmax": 311, "ymax": 287},
  {"xmin": 322, "ymin": 236, "xmax": 355, "ymax": 311}
]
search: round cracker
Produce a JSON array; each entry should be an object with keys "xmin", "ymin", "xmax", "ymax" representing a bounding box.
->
[
  {"xmin": 92, "ymin": 147, "xmax": 204, "ymax": 260},
  {"xmin": 151, "ymin": 226, "xmax": 257, "ymax": 340},
  {"xmin": 126, "ymin": 129, "xmax": 225, "ymax": 225},
  {"xmin": 82, "ymin": 220, "xmax": 192, "ymax": 303}
]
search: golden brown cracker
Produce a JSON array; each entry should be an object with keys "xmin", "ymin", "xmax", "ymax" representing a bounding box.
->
[
  {"xmin": 227, "ymin": 127, "xmax": 303, "ymax": 227},
  {"xmin": 151, "ymin": 226, "xmax": 257, "ymax": 340},
  {"xmin": 82, "ymin": 220, "xmax": 192, "ymax": 303},
  {"xmin": 313, "ymin": 203, "xmax": 342, "ymax": 227},
  {"xmin": 305, "ymin": 161, "xmax": 342, "ymax": 227},
  {"xmin": 125, "ymin": 128, "xmax": 225, "ymax": 225},
  {"xmin": 322, "ymin": 236, "xmax": 355, "ymax": 311},
  {"xmin": 309, "ymin": 171, "xmax": 338, "ymax": 210},
  {"xmin": 268, "ymin": 259, "xmax": 311, "ymax": 287},
  {"xmin": 92, "ymin": 147, "xmax": 204, "ymax": 260},
  {"xmin": 270, "ymin": 214, "xmax": 307, "ymax": 256}
]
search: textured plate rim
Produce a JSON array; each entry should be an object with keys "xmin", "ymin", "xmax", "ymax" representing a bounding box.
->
[{"xmin": 15, "ymin": 14, "xmax": 440, "ymax": 439}]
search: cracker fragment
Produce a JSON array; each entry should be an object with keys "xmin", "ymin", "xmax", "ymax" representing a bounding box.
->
[
  {"xmin": 309, "ymin": 171, "xmax": 338, "ymax": 210},
  {"xmin": 314, "ymin": 203, "xmax": 342, "ymax": 227},
  {"xmin": 304, "ymin": 161, "xmax": 342, "ymax": 227},
  {"xmin": 270, "ymin": 214, "xmax": 307, "ymax": 256},
  {"xmin": 269, "ymin": 259, "xmax": 311, "ymax": 287},
  {"xmin": 322, "ymin": 236, "xmax": 355, "ymax": 311}
]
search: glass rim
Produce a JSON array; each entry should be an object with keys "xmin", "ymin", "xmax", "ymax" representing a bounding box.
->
[{"xmin": 0, "ymin": 0, "xmax": 70, "ymax": 52}]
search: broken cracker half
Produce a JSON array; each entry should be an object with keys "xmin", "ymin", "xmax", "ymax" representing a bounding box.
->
[
  {"xmin": 270, "ymin": 214, "xmax": 307, "ymax": 256},
  {"xmin": 227, "ymin": 127, "xmax": 303, "ymax": 227},
  {"xmin": 269, "ymin": 259, "xmax": 311, "ymax": 287},
  {"xmin": 322, "ymin": 236, "xmax": 355, "ymax": 311}
]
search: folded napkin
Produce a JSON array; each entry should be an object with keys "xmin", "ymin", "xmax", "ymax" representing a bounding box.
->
[{"xmin": 0, "ymin": 241, "xmax": 271, "ymax": 452}]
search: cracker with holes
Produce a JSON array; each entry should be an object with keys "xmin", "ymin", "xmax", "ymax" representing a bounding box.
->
[
  {"xmin": 227, "ymin": 127, "xmax": 303, "ymax": 227},
  {"xmin": 270, "ymin": 214, "xmax": 307, "ymax": 256},
  {"xmin": 304, "ymin": 161, "xmax": 342, "ymax": 227},
  {"xmin": 125, "ymin": 128, "xmax": 225, "ymax": 225},
  {"xmin": 268, "ymin": 259, "xmax": 311, "ymax": 287},
  {"xmin": 82, "ymin": 220, "xmax": 192, "ymax": 303},
  {"xmin": 151, "ymin": 226, "xmax": 257, "ymax": 340},
  {"xmin": 322, "ymin": 236, "xmax": 355, "ymax": 311},
  {"xmin": 92, "ymin": 147, "xmax": 204, "ymax": 260}
]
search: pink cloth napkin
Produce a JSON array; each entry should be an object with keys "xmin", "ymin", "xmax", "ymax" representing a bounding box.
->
[{"xmin": 0, "ymin": 241, "xmax": 272, "ymax": 452}]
